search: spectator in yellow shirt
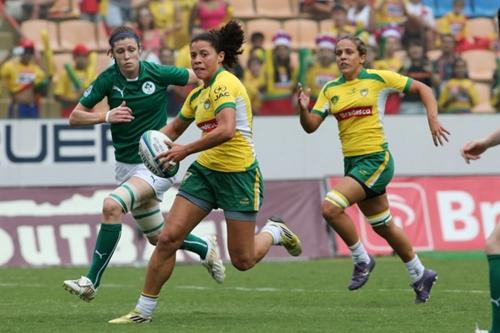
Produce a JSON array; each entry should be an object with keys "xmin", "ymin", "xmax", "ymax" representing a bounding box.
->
[
  {"xmin": 0, "ymin": 38, "xmax": 46, "ymax": 118},
  {"xmin": 438, "ymin": 58, "xmax": 479, "ymax": 113},
  {"xmin": 306, "ymin": 34, "xmax": 339, "ymax": 105},
  {"xmin": 54, "ymin": 44, "xmax": 96, "ymax": 118}
]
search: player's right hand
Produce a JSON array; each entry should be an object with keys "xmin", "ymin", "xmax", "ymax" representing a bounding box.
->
[
  {"xmin": 297, "ymin": 84, "xmax": 311, "ymax": 111},
  {"xmin": 107, "ymin": 101, "xmax": 134, "ymax": 123},
  {"xmin": 460, "ymin": 140, "xmax": 487, "ymax": 164}
]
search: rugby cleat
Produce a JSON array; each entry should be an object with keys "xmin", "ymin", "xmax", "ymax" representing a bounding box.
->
[
  {"xmin": 108, "ymin": 309, "xmax": 152, "ymax": 324},
  {"xmin": 265, "ymin": 216, "xmax": 302, "ymax": 256},
  {"xmin": 411, "ymin": 268, "xmax": 438, "ymax": 304},
  {"xmin": 474, "ymin": 323, "xmax": 488, "ymax": 333},
  {"xmin": 348, "ymin": 255, "xmax": 376, "ymax": 290},
  {"xmin": 63, "ymin": 276, "xmax": 97, "ymax": 302},
  {"xmin": 201, "ymin": 235, "xmax": 226, "ymax": 284}
]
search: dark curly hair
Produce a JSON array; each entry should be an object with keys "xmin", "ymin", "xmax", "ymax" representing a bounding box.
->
[{"xmin": 191, "ymin": 20, "xmax": 244, "ymax": 68}]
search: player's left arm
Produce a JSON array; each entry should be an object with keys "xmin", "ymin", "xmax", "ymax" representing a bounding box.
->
[
  {"xmin": 160, "ymin": 108, "xmax": 235, "ymax": 165},
  {"xmin": 408, "ymin": 79, "xmax": 450, "ymax": 146}
]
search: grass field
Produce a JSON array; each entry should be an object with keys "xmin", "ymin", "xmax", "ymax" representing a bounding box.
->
[{"xmin": 0, "ymin": 254, "xmax": 491, "ymax": 333}]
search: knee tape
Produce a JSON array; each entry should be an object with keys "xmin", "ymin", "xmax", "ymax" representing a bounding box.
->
[
  {"xmin": 108, "ymin": 183, "xmax": 139, "ymax": 214},
  {"xmin": 132, "ymin": 205, "xmax": 164, "ymax": 237},
  {"xmin": 367, "ymin": 209, "xmax": 392, "ymax": 227},
  {"xmin": 325, "ymin": 190, "xmax": 349, "ymax": 209}
]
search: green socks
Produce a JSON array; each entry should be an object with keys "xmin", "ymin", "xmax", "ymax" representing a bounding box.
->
[
  {"xmin": 86, "ymin": 223, "xmax": 122, "ymax": 288},
  {"xmin": 180, "ymin": 233, "xmax": 208, "ymax": 260},
  {"xmin": 488, "ymin": 254, "xmax": 500, "ymax": 333}
]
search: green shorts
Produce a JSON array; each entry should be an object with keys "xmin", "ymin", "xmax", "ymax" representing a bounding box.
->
[
  {"xmin": 344, "ymin": 149, "xmax": 394, "ymax": 197},
  {"xmin": 179, "ymin": 161, "xmax": 264, "ymax": 213}
]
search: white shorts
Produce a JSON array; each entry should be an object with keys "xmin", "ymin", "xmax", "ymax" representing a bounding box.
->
[{"xmin": 115, "ymin": 161, "xmax": 176, "ymax": 201}]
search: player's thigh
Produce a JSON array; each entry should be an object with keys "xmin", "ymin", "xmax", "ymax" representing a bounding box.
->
[
  {"xmin": 327, "ymin": 176, "xmax": 367, "ymax": 207},
  {"xmin": 159, "ymin": 194, "xmax": 210, "ymax": 242},
  {"xmin": 225, "ymin": 218, "xmax": 256, "ymax": 260}
]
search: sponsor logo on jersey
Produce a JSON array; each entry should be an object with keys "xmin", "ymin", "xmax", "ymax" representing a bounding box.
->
[
  {"xmin": 197, "ymin": 119, "xmax": 218, "ymax": 133},
  {"xmin": 83, "ymin": 84, "xmax": 93, "ymax": 97},
  {"xmin": 142, "ymin": 81, "xmax": 156, "ymax": 95},
  {"xmin": 112, "ymin": 85, "xmax": 124, "ymax": 98},
  {"xmin": 213, "ymin": 84, "xmax": 230, "ymax": 101},
  {"xmin": 334, "ymin": 106, "xmax": 373, "ymax": 120}
]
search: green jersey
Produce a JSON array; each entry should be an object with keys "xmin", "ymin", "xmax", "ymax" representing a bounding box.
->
[{"xmin": 80, "ymin": 61, "xmax": 189, "ymax": 163}]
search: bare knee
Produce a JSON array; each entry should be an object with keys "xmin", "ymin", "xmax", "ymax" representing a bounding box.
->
[
  {"xmin": 102, "ymin": 198, "xmax": 124, "ymax": 221},
  {"xmin": 321, "ymin": 201, "xmax": 343, "ymax": 221},
  {"xmin": 156, "ymin": 232, "xmax": 183, "ymax": 256},
  {"xmin": 230, "ymin": 256, "xmax": 256, "ymax": 271}
]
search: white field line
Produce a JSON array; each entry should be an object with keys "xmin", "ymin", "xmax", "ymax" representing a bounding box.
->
[{"xmin": 0, "ymin": 283, "xmax": 488, "ymax": 294}]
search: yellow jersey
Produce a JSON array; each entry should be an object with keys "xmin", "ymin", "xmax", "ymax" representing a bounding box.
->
[
  {"xmin": 54, "ymin": 66, "xmax": 95, "ymax": 101},
  {"xmin": 179, "ymin": 68, "xmax": 255, "ymax": 172},
  {"xmin": 312, "ymin": 68, "xmax": 412, "ymax": 157},
  {"xmin": 437, "ymin": 12, "xmax": 468, "ymax": 41},
  {"xmin": 0, "ymin": 58, "xmax": 45, "ymax": 94},
  {"xmin": 438, "ymin": 78, "xmax": 479, "ymax": 113}
]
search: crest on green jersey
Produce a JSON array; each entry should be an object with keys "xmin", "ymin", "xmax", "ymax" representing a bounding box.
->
[{"xmin": 142, "ymin": 81, "xmax": 156, "ymax": 95}]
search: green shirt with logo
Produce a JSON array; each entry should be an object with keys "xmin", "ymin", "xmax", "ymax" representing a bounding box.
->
[{"xmin": 80, "ymin": 61, "xmax": 189, "ymax": 163}]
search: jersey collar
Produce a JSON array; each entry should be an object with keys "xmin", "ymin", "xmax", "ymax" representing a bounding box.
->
[{"xmin": 206, "ymin": 67, "xmax": 225, "ymax": 87}]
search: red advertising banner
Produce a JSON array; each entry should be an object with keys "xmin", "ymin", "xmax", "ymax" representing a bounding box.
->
[
  {"xmin": 0, "ymin": 180, "xmax": 331, "ymax": 267},
  {"xmin": 326, "ymin": 176, "xmax": 500, "ymax": 255}
]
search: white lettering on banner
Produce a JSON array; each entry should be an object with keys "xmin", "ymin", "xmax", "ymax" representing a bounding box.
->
[
  {"xmin": 480, "ymin": 202, "xmax": 500, "ymax": 238},
  {"xmin": 109, "ymin": 224, "xmax": 137, "ymax": 264},
  {"xmin": 18, "ymin": 225, "xmax": 62, "ymax": 265},
  {"xmin": 60, "ymin": 224, "xmax": 91, "ymax": 265},
  {"xmin": 437, "ymin": 191, "xmax": 479, "ymax": 242},
  {"xmin": 0, "ymin": 228, "xmax": 14, "ymax": 265}
]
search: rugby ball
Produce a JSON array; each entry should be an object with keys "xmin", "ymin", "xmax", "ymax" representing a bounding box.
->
[{"xmin": 138, "ymin": 130, "xmax": 179, "ymax": 178}]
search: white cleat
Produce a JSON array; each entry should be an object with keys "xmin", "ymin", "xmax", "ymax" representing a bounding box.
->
[
  {"xmin": 201, "ymin": 235, "xmax": 225, "ymax": 284},
  {"xmin": 62, "ymin": 276, "xmax": 96, "ymax": 302},
  {"xmin": 265, "ymin": 216, "xmax": 302, "ymax": 256},
  {"xmin": 475, "ymin": 323, "xmax": 488, "ymax": 333},
  {"xmin": 108, "ymin": 309, "xmax": 152, "ymax": 324}
]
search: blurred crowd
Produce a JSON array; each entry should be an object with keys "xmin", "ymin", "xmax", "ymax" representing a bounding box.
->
[{"xmin": 0, "ymin": 0, "xmax": 498, "ymax": 118}]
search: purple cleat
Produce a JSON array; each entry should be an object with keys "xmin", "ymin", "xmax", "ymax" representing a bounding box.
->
[
  {"xmin": 411, "ymin": 268, "xmax": 438, "ymax": 304},
  {"xmin": 348, "ymin": 255, "xmax": 375, "ymax": 290}
]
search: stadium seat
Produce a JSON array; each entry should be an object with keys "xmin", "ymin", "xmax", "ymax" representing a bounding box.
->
[
  {"xmin": 246, "ymin": 19, "xmax": 283, "ymax": 48},
  {"xmin": 283, "ymin": 19, "xmax": 319, "ymax": 49},
  {"xmin": 96, "ymin": 53, "xmax": 112, "ymax": 73},
  {"xmin": 20, "ymin": 19, "xmax": 61, "ymax": 52},
  {"xmin": 434, "ymin": 0, "xmax": 473, "ymax": 17},
  {"xmin": 232, "ymin": 0, "xmax": 257, "ymax": 19},
  {"xmin": 52, "ymin": 52, "xmax": 73, "ymax": 75},
  {"xmin": 255, "ymin": 0, "xmax": 295, "ymax": 19},
  {"xmin": 96, "ymin": 21, "xmax": 109, "ymax": 51},
  {"xmin": 472, "ymin": 82, "xmax": 494, "ymax": 113},
  {"xmin": 47, "ymin": 0, "xmax": 80, "ymax": 19},
  {"xmin": 473, "ymin": 0, "xmax": 500, "ymax": 17},
  {"xmin": 465, "ymin": 17, "xmax": 496, "ymax": 40},
  {"xmin": 461, "ymin": 49, "xmax": 496, "ymax": 81},
  {"xmin": 319, "ymin": 19, "xmax": 333, "ymax": 34},
  {"xmin": 59, "ymin": 20, "xmax": 99, "ymax": 52}
]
